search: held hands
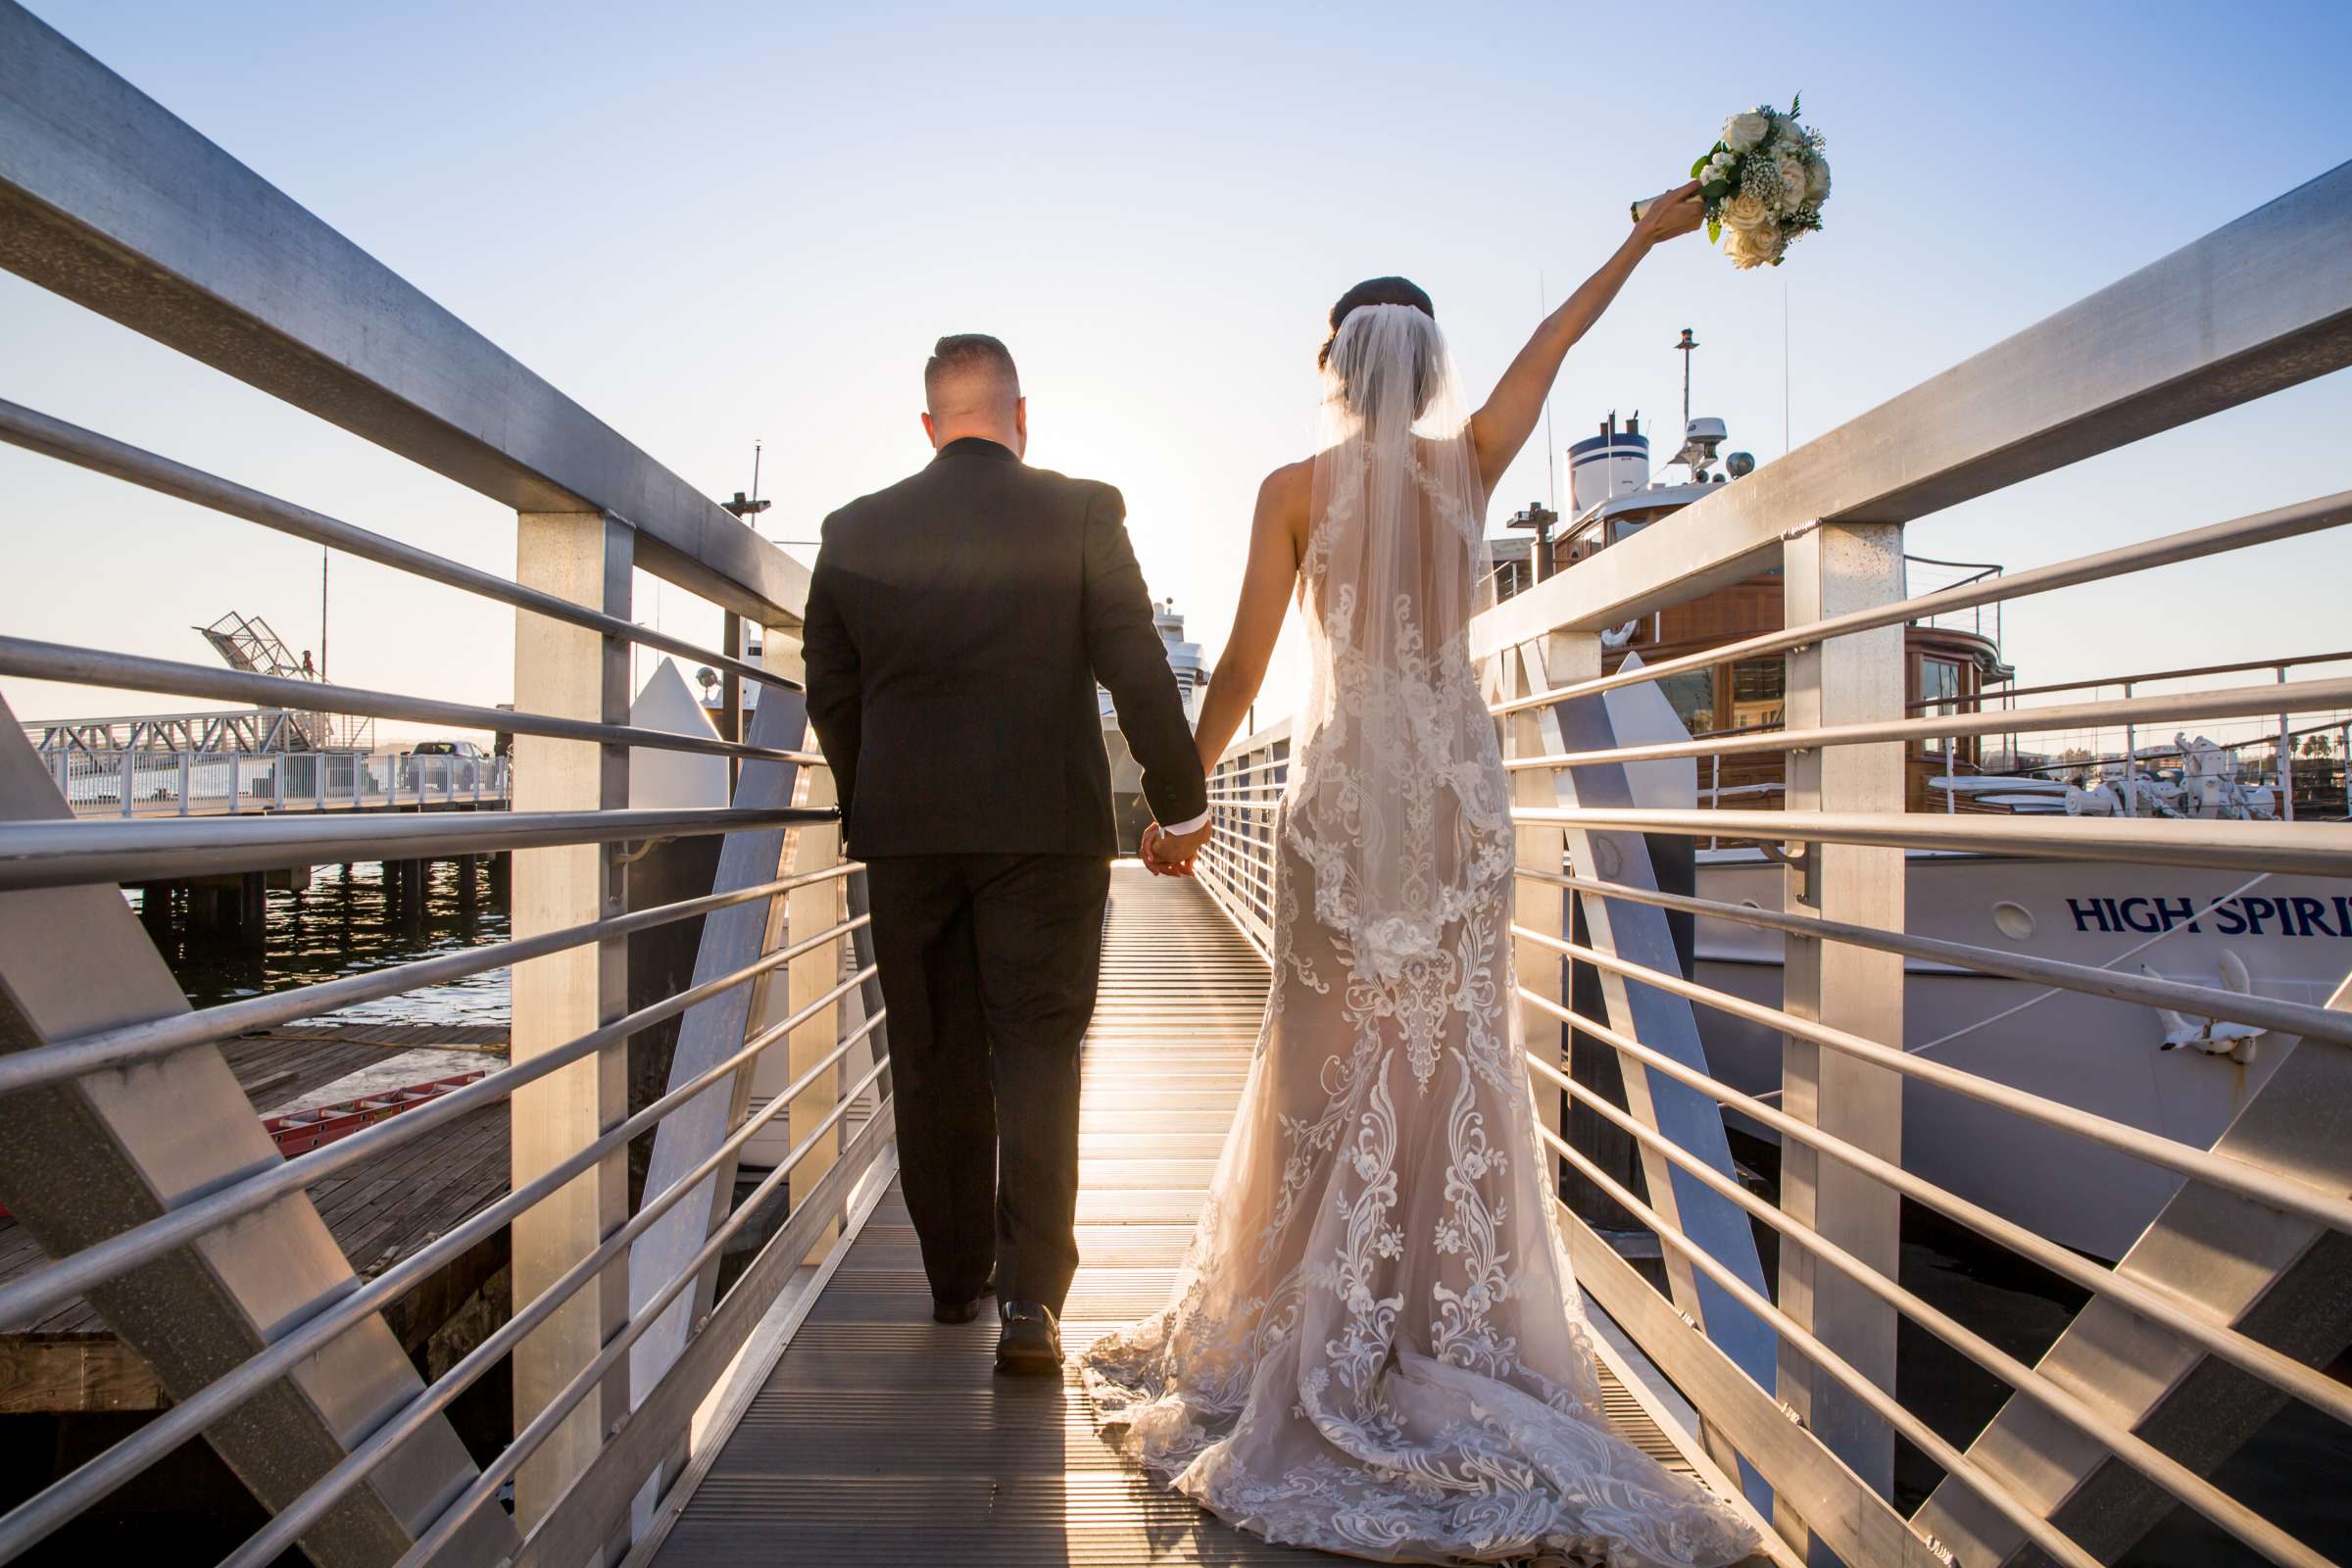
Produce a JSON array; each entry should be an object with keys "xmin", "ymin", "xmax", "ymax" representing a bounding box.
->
[
  {"xmin": 1141, "ymin": 820, "xmax": 1210, "ymax": 878},
  {"xmin": 1633, "ymin": 180, "xmax": 1705, "ymax": 247}
]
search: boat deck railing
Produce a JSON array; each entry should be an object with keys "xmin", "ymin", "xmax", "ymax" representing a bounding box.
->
[{"xmin": 3, "ymin": 4, "xmax": 2352, "ymax": 1562}]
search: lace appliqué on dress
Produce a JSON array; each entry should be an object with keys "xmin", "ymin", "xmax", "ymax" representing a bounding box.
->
[{"xmin": 1085, "ymin": 312, "xmax": 1757, "ymax": 1566}]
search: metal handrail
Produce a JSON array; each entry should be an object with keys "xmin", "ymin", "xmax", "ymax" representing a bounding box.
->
[
  {"xmin": 0, "ymin": 914, "xmax": 862, "ymax": 1331},
  {"xmin": 1521, "ymin": 990, "xmax": 2352, "ymax": 1429},
  {"xmin": 1489, "ymin": 489, "xmax": 2352, "ymax": 718},
  {"xmin": 0, "ymin": 803, "xmax": 834, "ymax": 891},
  {"xmin": 220, "ymin": 1049, "xmax": 891, "ymax": 1568},
  {"xmin": 1512, "ymin": 865, "xmax": 2352, "ymax": 1046},
  {"xmin": 0, "ymin": 23, "xmax": 880, "ymax": 1564},
  {"xmin": 0, "ymin": 637, "xmax": 820, "ymax": 766},
  {"xmin": 0, "ymin": 398, "xmax": 796, "ymax": 694},
  {"xmin": 1531, "ymin": 1051, "xmax": 2318, "ymax": 1566},
  {"xmin": 1538, "ymin": 1121, "xmax": 2081, "ymax": 1568},
  {"xmin": 1932, "ymin": 646, "xmax": 2352, "ymax": 710},
  {"xmin": 1502, "ymin": 675, "xmax": 2352, "ymax": 771},
  {"xmin": 1508, "ymin": 805, "xmax": 2352, "ymax": 876},
  {"xmin": 0, "ymin": 862, "xmax": 858, "ymax": 1095},
  {"xmin": 1512, "ymin": 923, "xmax": 2352, "ymax": 1237},
  {"xmin": 0, "ymin": 987, "xmax": 883, "ymax": 1559}
]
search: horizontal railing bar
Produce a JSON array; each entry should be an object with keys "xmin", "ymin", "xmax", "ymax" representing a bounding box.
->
[
  {"xmin": 1513, "ymin": 866, "xmax": 2352, "ymax": 1046},
  {"xmin": 1949, "ymin": 648, "xmax": 2352, "ymax": 709},
  {"xmin": 1538, "ymin": 1131, "xmax": 2101, "ymax": 1568},
  {"xmin": 0, "ymin": 864, "xmax": 856, "ymax": 1097},
  {"xmin": 0, "ymin": 803, "xmax": 833, "ymax": 891},
  {"xmin": 1502, "ymin": 676, "xmax": 2352, "ymax": 772},
  {"xmin": 0, "ymin": 913, "xmax": 862, "ymax": 1331},
  {"xmin": 0, "ymin": 985, "xmax": 882, "ymax": 1562},
  {"xmin": 1516, "ymin": 987, "xmax": 2352, "ymax": 1429},
  {"xmin": 0, "ymin": 636, "xmax": 819, "ymax": 768},
  {"xmin": 0, "ymin": 399, "xmax": 796, "ymax": 694},
  {"xmin": 1510, "ymin": 806, "xmax": 2352, "ymax": 876},
  {"xmin": 232, "ymin": 1051, "xmax": 893, "ymax": 1568},
  {"xmin": 1490, "ymin": 489, "xmax": 2352, "ymax": 717},
  {"xmin": 421, "ymin": 1060, "xmax": 891, "ymax": 1564},
  {"xmin": 1531, "ymin": 1056, "xmax": 2317, "ymax": 1568},
  {"xmin": 0, "ymin": 10, "xmax": 809, "ymax": 624},
  {"xmin": 1192, "ymin": 873, "xmax": 1273, "ymax": 964},
  {"xmin": 1201, "ymin": 844, "xmax": 1276, "ymax": 894},
  {"xmin": 1512, "ymin": 923, "xmax": 2352, "ymax": 1237}
]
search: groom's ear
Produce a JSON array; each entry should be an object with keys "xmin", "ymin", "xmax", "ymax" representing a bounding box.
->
[
  {"xmin": 920, "ymin": 410, "xmax": 940, "ymax": 450},
  {"xmin": 1012, "ymin": 396, "xmax": 1028, "ymax": 457}
]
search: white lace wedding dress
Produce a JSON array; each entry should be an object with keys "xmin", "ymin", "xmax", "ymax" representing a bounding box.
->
[{"xmin": 1081, "ymin": 305, "xmax": 1760, "ymax": 1568}]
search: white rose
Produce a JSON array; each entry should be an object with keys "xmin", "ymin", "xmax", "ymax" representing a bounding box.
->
[
  {"xmin": 1776, "ymin": 159, "xmax": 1809, "ymax": 207},
  {"xmin": 1805, "ymin": 156, "xmax": 1833, "ymax": 205},
  {"xmin": 1718, "ymin": 192, "xmax": 1770, "ymax": 231},
  {"xmin": 1723, "ymin": 111, "xmax": 1770, "ymax": 152},
  {"xmin": 1724, "ymin": 226, "xmax": 1779, "ymax": 270}
]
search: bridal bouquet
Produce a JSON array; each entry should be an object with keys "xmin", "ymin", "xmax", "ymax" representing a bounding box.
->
[{"xmin": 1643, "ymin": 96, "xmax": 1830, "ymax": 270}]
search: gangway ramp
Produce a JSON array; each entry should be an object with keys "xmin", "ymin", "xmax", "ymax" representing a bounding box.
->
[{"xmin": 640, "ymin": 866, "xmax": 1734, "ymax": 1566}]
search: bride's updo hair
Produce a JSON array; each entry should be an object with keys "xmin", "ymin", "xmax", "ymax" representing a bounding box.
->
[
  {"xmin": 1320, "ymin": 276, "xmax": 1441, "ymax": 418},
  {"xmin": 1319, "ymin": 276, "xmax": 1434, "ymax": 368}
]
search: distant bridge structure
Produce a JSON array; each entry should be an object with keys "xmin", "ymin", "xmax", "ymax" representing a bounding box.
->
[{"xmin": 23, "ymin": 611, "xmax": 374, "ymax": 764}]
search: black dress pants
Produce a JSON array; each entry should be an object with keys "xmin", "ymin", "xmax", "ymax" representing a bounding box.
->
[{"xmin": 861, "ymin": 854, "xmax": 1109, "ymax": 1314}]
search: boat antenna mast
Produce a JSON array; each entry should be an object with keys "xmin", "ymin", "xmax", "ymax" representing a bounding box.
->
[
  {"xmin": 1675, "ymin": 327, "xmax": 1698, "ymax": 447},
  {"xmin": 722, "ymin": 439, "xmax": 771, "ymax": 524}
]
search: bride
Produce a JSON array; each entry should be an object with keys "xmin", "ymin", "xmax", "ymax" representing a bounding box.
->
[{"xmin": 1083, "ymin": 182, "xmax": 1763, "ymax": 1568}]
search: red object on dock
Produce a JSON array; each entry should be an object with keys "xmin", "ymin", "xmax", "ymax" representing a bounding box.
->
[{"xmin": 262, "ymin": 1072, "xmax": 489, "ymax": 1155}]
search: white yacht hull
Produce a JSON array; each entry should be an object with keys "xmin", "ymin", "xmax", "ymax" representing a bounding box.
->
[{"xmin": 1687, "ymin": 849, "xmax": 2350, "ymax": 1259}]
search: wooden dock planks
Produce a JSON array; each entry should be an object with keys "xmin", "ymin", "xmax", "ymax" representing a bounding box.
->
[{"xmin": 649, "ymin": 866, "xmax": 1703, "ymax": 1565}]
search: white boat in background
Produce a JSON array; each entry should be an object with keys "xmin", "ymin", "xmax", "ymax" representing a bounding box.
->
[
  {"xmin": 1690, "ymin": 851, "xmax": 2343, "ymax": 1259},
  {"xmin": 1101, "ymin": 600, "xmax": 1205, "ymax": 854},
  {"xmin": 1528, "ymin": 402, "xmax": 2352, "ymax": 1261}
]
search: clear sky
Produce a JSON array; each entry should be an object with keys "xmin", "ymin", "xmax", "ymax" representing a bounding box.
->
[{"xmin": 4, "ymin": 0, "xmax": 2348, "ymax": 743}]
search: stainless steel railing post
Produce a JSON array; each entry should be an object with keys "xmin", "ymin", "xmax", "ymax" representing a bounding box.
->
[
  {"xmin": 508, "ymin": 509, "xmax": 636, "ymax": 1531},
  {"xmin": 1775, "ymin": 519, "xmax": 1906, "ymax": 1528}
]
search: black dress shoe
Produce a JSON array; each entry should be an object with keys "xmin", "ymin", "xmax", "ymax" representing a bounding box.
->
[
  {"xmin": 994, "ymin": 1299, "xmax": 1062, "ymax": 1376},
  {"xmin": 932, "ymin": 1267, "xmax": 998, "ymax": 1324}
]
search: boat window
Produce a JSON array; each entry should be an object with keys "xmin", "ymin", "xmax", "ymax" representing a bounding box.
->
[
  {"xmin": 1657, "ymin": 668, "xmax": 1715, "ymax": 736},
  {"xmin": 1920, "ymin": 657, "xmax": 1964, "ymax": 757},
  {"xmin": 1730, "ymin": 660, "xmax": 1784, "ymax": 730}
]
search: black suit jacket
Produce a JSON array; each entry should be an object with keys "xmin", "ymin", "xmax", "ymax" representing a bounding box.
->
[{"xmin": 802, "ymin": 438, "xmax": 1207, "ymax": 858}]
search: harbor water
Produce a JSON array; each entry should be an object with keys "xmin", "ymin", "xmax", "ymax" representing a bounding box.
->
[{"xmin": 131, "ymin": 860, "xmax": 510, "ymax": 1027}]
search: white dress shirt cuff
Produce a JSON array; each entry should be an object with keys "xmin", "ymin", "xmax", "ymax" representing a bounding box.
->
[{"xmin": 1159, "ymin": 808, "xmax": 1211, "ymax": 838}]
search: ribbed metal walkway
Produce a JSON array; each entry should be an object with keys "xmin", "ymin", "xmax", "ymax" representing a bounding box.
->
[{"xmin": 646, "ymin": 866, "xmax": 1703, "ymax": 1565}]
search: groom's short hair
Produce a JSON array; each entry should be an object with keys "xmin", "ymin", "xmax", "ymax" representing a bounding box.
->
[{"xmin": 925, "ymin": 333, "xmax": 1020, "ymax": 412}]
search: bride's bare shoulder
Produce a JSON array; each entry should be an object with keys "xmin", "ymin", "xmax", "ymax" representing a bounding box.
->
[
  {"xmin": 1256, "ymin": 459, "xmax": 1315, "ymax": 553},
  {"xmin": 1259, "ymin": 458, "xmax": 1313, "ymax": 501}
]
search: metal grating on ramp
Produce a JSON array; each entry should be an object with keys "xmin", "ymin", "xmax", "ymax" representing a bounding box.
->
[{"xmin": 649, "ymin": 865, "xmax": 1702, "ymax": 1565}]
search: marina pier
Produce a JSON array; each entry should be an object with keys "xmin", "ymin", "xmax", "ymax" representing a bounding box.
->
[{"xmin": 2, "ymin": 5, "xmax": 2351, "ymax": 1565}]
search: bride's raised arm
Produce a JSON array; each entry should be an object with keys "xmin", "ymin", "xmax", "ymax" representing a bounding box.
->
[
  {"xmin": 1190, "ymin": 461, "xmax": 1310, "ymax": 776},
  {"xmin": 1468, "ymin": 180, "xmax": 1704, "ymax": 497}
]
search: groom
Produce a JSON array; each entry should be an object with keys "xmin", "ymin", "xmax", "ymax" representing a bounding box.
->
[{"xmin": 803, "ymin": 334, "xmax": 1210, "ymax": 1373}]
